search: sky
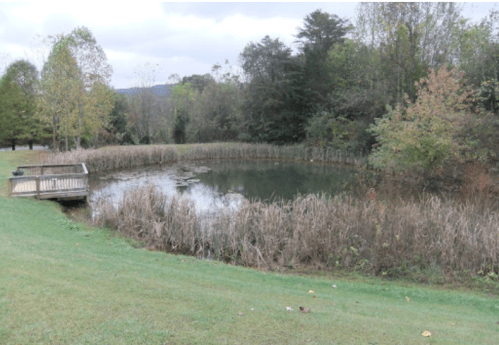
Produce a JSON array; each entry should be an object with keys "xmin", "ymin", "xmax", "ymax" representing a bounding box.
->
[{"xmin": 1, "ymin": 2, "xmax": 498, "ymax": 89}]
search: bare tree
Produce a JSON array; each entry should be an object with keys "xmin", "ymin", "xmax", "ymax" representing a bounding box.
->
[{"xmin": 128, "ymin": 62, "xmax": 163, "ymax": 143}]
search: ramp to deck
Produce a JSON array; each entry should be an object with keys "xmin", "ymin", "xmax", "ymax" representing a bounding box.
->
[{"xmin": 9, "ymin": 163, "xmax": 89, "ymax": 200}]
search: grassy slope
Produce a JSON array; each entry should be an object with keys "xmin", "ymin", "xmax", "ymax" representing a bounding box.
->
[{"xmin": 1, "ymin": 149, "xmax": 498, "ymax": 344}]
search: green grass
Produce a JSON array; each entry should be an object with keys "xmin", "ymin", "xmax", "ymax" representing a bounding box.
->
[
  {"xmin": 1, "ymin": 150, "xmax": 499, "ymax": 344},
  {"xmin": 0, "ymin": 150, "xmax": 48, "ymax": 197}
]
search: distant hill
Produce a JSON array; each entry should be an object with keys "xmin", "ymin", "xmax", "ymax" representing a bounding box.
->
[{"xmin": 115, "ymin": 84, "xmax": 175, "ymax": 97}]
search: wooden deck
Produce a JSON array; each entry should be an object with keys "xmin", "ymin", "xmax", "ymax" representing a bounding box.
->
[{"xmin": 9, "ymin": 163, "xmax": 89, "ymax": 201}]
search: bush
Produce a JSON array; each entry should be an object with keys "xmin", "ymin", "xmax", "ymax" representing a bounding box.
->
[{"xmin": 368, "ymin": 67, "xmax": 496, "ymax": 173}]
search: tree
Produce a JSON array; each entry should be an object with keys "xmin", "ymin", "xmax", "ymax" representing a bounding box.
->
[
  {"xmin": 193, "ymin": 76, "xmax": 243, "ymax": 142},
  {"xmin": 368, "ymin": 67, "xmax": 494, "ymax": 173},
  {"xmin": 128, "ymin": 62, "xmax": 162, "ymax": 143},
  {"xmin": 239, "ymin": 36, "xmax": 312, "ymax": 143},
  {"xmin": 181, "ymin": 73, "xmax": 214, "ymax": 94},
  {"xmin": 0, "ymin": 74, "xmax": 25, "ymax": 149},
  {"xmin": 86, "ymin": 82, "xmax": 115, "ymax": 146},
  {"xmin": 108, "ymin": 91, "xmax": 129, "ymax": 136},
  {"xmin": 0, "ymin": 60, "xmax": 45, "ymax": 150},
  {"xmin": 295, "ymin": 9, "xmax": 352, "ymax": 106},
  {"xmin": 296, "ymin": 9, "xmax": 351, "ymax": 55},
  {"xmin": 456, "ymin": 12, "xmax": 499, "ymax": 87},
  {"xmin": 39, "ymin": 41, "xmax": 81, "ymax": 150},
  {"xmin": 173, "ymin": 107, "xmax": 189, "ymax": 144},
  {"xmin": 354, "ymin": 2, "xmax": 464, "ymax": 103},
  {"xmin": 39, "ymin": 27, "xmax": 113, "ymax": 150},
  {"xmin": 170, "ymin": 82, "xmax": 197, "ymax": 143}
]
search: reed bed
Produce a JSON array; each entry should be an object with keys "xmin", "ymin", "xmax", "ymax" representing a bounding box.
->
[
  {"xmin": 43, "ymin": 143, "xmax": 367, "ymax": 173},
  {"xmin": 179, "ymin": 143, "xmax": 367, "ymax": 166},
  {"xmin": 43, "ymin": 145, "xmax": 179, "ymax": 173},
  {"xmin": 93, "ymin": 184, "xmax": 499, "ymax": 277}
]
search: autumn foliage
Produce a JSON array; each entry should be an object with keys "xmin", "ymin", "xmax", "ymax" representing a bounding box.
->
[{"xmin": 368, "ymin": 67, "xmax": 494, "ymax": 172}]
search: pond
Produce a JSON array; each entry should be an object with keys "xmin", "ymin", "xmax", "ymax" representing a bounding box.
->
[{"xmin": 89, "ymin": 159, "xmax": 358, "ymax": 216}]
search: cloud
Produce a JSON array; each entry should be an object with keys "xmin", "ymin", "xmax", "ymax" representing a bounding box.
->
[
  {"xmin": 0, "ymin": 3, "xmax": 350, "ymax": 87},
  {"xmin": 95, "ymin": 10, "xmax": 301, "ymax": 87},
  {"xmin": 2, "ymin": 2, "xmax": 496, "ymax": 88}
]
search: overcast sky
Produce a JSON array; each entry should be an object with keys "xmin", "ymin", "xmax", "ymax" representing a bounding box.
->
[{"xmin": 1, "ymin": 2, "xmax": 498, "ymax": 89}]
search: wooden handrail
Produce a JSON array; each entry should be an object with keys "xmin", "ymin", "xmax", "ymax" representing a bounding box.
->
[{"xmin": 9, "ymin": 163, "xmax": 89, "ymax": 201}]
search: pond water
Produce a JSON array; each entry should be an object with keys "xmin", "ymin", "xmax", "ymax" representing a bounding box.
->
[{"xmin": 89, "ymin": 159, "xmax": 357, "ymax": 216}]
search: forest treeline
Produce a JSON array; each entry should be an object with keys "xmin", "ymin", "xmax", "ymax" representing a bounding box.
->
[{"xmin": 2, "ymin": 3, "xmax": 499, "ymax": 173}]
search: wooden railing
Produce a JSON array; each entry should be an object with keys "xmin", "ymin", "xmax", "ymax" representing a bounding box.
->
[{"xmin": 9, "ymin": 163, "xmax": 89, "ymax": 200}]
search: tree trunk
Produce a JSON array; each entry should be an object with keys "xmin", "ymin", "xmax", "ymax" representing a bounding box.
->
[
  {"xmin": 11, "ymin": 139, "xmax": 16, "ymax": 151},
  {"xmin": 77, "ymin": 101, "xmax": 82, "ymax": 150},
  {"xmin": 28, "ymin": 140, "xmax": 33, "ymax": 150},
  {"xmin": 53, "ymin": 115, "xmax": 57, "ymax": 152},
  {"xmin": 65, "ymin": 135, "xmax": 68, "ymax": 152}
]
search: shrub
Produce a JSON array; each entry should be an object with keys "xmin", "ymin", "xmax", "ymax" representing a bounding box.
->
[{"xmin": 368, "ymin": 67, "xmax": 496, "ymax": 173}]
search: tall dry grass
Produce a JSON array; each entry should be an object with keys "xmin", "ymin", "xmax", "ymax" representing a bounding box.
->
[
  {"xmin": 43, "ymin": 143, "xmax": 367, "ymax": 173},
  {"xmin": 43, "ymin": 145, "xmax": 179, "ymax": 173},
  {"xmin": 180, "ymin": 143, "xmax": 367, "ymax": 166},
  {"xmin": 93, "ymin": 184, "xmax": 499, "ymax": 277}
]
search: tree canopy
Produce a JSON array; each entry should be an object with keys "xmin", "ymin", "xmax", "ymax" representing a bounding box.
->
[
  {"xmin": 0, "ymin": 60, "xmax": 45, "ymax": 150},
  {"xmin": 39, "ymin": 26, "xmax": 113, "ymax": 150}
]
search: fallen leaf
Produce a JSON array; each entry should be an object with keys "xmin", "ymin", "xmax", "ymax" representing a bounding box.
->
[
  {"xmin": 299, "ymin": 306, "xmax": 310, "ymax": 313},
  {"xmin": 76, "ymin": 243, "xmax": 80, "ymax": 246},
  {"xmin": 250, "ymin": 308, "xmax": 254, "ymax": 311},
  {"xmin": 238, "ymin": 312, "xmax": 243, "ymax": 316},
  {"xmin": 450, "ymin": 322, "xmax": 455, "ymax": 326},
  {"xmin": 422, "ymin": 331, "xmax": 431, "ymax": 337},
  {"xmin": 405, "ymin": 296, "xmax": 410, "ymax": 302},
  {"xmin": 286, "ymin": 307, "xmax": 293, "ymax": 311},
  {"xmin": 332, "ymin": 285, "xmax": 337, "ymax": 288},
  {"xmin": 308, "ymin": 290, "xmax": 314, "ymax": 294},
  {"xmin": 312, "ymin": 295, "xmax": 316, "ymax": 298}
]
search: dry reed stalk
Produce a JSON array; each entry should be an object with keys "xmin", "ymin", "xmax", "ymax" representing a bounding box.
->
[{"xmin": 93, "ymin": 186, "xmax": 499, "ymax": 277}]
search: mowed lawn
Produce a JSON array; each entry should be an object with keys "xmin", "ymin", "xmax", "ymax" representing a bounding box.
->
[{"xmin": 1, "ymin": 150, "xmax": 498, "ymax": 344}]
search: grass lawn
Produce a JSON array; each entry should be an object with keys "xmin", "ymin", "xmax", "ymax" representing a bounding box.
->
[{"xmin": 1, "ymin": 149, "xmax": 498, "ymax": 344}]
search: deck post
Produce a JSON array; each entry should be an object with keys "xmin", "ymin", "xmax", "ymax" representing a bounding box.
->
[
  {"xmin": 36, "ymin": 177, "xmax": 40, "ymax": 200},
  {"xmin": 8, "ymin": 179, "xmax": 12, "ymax": 197}
]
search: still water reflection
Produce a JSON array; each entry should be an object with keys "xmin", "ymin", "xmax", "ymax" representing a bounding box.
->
[{"xmin": 89, "ymin": 159, "xmax": 357, "ymax": 215}]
